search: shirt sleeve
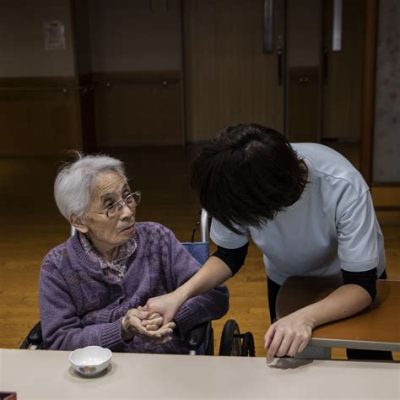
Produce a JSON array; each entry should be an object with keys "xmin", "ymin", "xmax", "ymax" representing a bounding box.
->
[
  {"xmin": 210, "ymin": 218, "xmax": 250, "ymax": 249},
  {"xmin": 341, "ymin": 268, "xmax": 377, "ymax": 301},
  {"xmin": 212, "ymin": 243, "xmax": 249, "ymax": 275},
  {"xmin": 336, "ymin": 191, "xmax": 380, "ymax": 272}
]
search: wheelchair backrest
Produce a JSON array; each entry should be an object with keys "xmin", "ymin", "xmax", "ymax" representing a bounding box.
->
[{"xmin": 181, "ymin": 241, "xmax": 209, "ymax": 265}]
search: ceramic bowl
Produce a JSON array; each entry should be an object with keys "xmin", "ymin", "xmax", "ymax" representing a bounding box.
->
[{"xmin": 69, "ymin": 346, "xmax": 112, "ymax": 377}]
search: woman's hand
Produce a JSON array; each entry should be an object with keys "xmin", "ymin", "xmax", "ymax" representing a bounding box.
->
[
  {"xmin": 121, "ymin": 308, "xmax": 175, "ymax": 342},
  {"xmin": 264, "ymin": 283, "xmax": 373, "ymax": 362},
  {"xmin": 264, "ymin": 310, "xmax": 315, "ymax": 362},
  {"xmin": 144, "ymin": 291, "xmax": 185, "ymax": 324},
  {"xmin": 140, "ymin": 309, "xmax": 164, "ymax": 331}
]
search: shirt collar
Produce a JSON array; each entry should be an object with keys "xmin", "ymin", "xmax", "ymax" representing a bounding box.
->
[{"xmin": 78, "ymin": 231, "xmax": 137, "ymax": 267}]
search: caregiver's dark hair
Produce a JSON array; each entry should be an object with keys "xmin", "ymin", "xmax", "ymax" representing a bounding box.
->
[{"xmin": 191, "ymin": 124, "xmax": 308, "ymax": 234}]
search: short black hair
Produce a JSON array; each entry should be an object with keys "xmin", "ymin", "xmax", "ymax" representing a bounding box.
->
[{"xmin": 191, "ymin": 124, "xmax": 308, "ymax": 234}]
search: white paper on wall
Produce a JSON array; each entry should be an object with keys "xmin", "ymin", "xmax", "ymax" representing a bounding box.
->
[{"xmin": 44, "ymin": 20, "xmax": 66, "ymax": 50}]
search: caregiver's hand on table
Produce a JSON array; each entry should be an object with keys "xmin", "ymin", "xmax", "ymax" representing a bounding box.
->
[{"xmin": 264, "ymin": 309, "xmax": 314, "ymax": 362}]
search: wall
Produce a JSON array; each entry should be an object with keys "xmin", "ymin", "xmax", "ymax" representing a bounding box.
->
[
  {"xmin": 72, "ymin": 0, "xmax": 92, "ymax": 76},
  {"xmin": 373, "ymin": 0, "xmax": 400, "ymax": 183},
  {"xmin": 287, "ymin": 0, "xmax": 321, "ymax": 68},
  {"xmin": 286, "ymin": 0, "xmax": 321, "ymax": 142},
  {"xmin": 0, "ymin": 0, "xmax": 75, "ymax": 77},
  {"xmin": 88, "ymin": 0, "xmax": 181, "ymax": 72},
  {"xmin": 322, "ymin": 0, "xmax": 365, "ymax": 141},
  {"xmin": 0, "ymin": 0, "xmax": 82, "ymax": 156},
  {"xmin": 183, "ymin": 0, "xmax": 284, "ymax": 143},
  {"xmin": 87, "ymin": 0, "xmax": 183, "ymax": 146}
]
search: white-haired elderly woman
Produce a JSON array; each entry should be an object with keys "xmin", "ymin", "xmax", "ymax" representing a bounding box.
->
[{"xmin": 39, "ymin": 154, "xmax": 229, "ymax": 354}]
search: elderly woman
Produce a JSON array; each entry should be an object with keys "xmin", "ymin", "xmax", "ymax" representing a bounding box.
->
[{"xmin": 39, "ymin": 154, "xmax": 229, "ymax": 354}]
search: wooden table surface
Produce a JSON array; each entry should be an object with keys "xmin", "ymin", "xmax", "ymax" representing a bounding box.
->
[{"xmin": 277, "ymin": 278, "xmax": 400, "ymax": 351}]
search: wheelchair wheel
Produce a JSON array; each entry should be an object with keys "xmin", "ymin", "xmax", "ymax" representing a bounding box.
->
[
  {"xmin": 207, "ymin": 327, "xmax": 214, "ymax": 355},
  {"xmin": 241, "ymin": 332, "xmax": 256, "ymax": 357},
  {"xmin": 219, "ymin": 320, "xmax": 242, "ymax": 356}
]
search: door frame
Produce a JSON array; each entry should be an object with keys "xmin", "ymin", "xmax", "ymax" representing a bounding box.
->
[{"xmin": 359, "ymin": 0, "xmax": 378, "ymax": 185}]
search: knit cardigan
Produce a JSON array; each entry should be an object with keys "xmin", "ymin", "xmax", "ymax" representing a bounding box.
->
[{"xmin": 39, "ymin": 222, "xmax": 229, "ymax": 354}]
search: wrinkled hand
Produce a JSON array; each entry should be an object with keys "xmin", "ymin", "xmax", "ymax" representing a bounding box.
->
[
  {"xmin": 122, "ymin": 308, "xmax": 175, "ymax": 343},
  {"xmin": 138, "ymin": 307, "xmax": 164, "ymax": 331},
  {"xmin": 264, "ymin": 311, "xmax": 314, "ymax": 362},
  {"xmin": 144, "ymin": 292, "xmax": 184, "ymax": 324}
]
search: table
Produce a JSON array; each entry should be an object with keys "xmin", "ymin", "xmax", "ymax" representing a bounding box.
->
[
  {"xmin": 1, "ymin": 349, "xmax": 399, "ymax": 399},
  {"xmin": 276, "ymin": 278, "xmax": 400, "ymax": 352}
]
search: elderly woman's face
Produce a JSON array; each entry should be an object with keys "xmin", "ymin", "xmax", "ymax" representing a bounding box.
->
[{"xmin": 81, "ymin": 170, "xmax": 136, "ymax": 251}]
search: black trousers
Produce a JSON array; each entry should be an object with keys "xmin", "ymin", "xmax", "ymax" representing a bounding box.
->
[{"xmin": 267, "ymin": 273, "xmax": 393, "ymax": 361}]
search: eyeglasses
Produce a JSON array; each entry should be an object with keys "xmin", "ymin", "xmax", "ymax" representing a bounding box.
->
[{"xmin": 97, "ymin": 191, "xmax": 141, "ymax": 218}]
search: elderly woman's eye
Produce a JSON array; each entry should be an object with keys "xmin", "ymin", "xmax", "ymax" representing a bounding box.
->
[
  {"xmin": 107, "ymin": 203, "xmax": 117, "ymax": 213},
  {"xmin": 125, "ymin": 193, "xmax": 134, "ymax": 203}
]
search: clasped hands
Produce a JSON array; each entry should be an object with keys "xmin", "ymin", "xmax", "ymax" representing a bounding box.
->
[{"xmin": 121, "ymin": 305, "xmax": 175, "ymax": 343}]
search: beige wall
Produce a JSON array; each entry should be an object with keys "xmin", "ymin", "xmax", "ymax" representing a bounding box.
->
[
  {"xmin": 88, "ymin": 0, "xmax": 181, "ymax": 72},
  {"xmin": 0, "ymin": 0, "xmax": 75, "ymax": 77}
]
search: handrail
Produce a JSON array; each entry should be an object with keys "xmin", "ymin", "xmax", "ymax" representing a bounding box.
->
[
  {"xmin": 0, "ymin": 79, "xmax": 175, "ymax": 93},
  {"xmin": 0, "ymin": 85, "xmax": 92, "ymax": 94}
]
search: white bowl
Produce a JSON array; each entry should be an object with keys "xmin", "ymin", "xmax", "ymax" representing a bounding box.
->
[{"xmin": 69, "ymin": 346, "xmax": 112, "ymax": 377}]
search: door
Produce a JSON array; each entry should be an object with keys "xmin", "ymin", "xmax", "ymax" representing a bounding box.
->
[{"xmin": 183, "ymin": 0, "xmax": 284, "ymax": 142}]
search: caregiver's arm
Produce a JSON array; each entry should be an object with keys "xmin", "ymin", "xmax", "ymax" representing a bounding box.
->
[
  {"xmin": 145, "ymin": 256, "xmax": 231, "ymax": 323},
  {"xmin": 146, "ymin": 244, "xmax": 248, "ymax": 323},
  {"xmin": 265, "ymin": 268, "xmax": 376, "ymax": 361}
]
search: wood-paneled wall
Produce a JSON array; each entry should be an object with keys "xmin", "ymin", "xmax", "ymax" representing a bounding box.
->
[
  {"xmin": 0, "ymin": 77, "xmax": 82, "ymax": 156},
  {"xmin": 322, "ymin": 0, "xmax": 366, "ymax": 140},
  {"xmin": 183, "ymin": 0, "xmax": 284, "ymax": 142},
  {"xmin": 92, "ymin": 71, "xmax": 183, "ymax": 146},
  {"xmin": 287, "ymin": 67, "xmax": 320, "ymax": 142},
  {"xmin": 0, "ymin": 72, "xmax": 184, "ymax": 154},
  {"xmin": 372, "ymin": 185, "xmax": 400, "ymax": 224}
]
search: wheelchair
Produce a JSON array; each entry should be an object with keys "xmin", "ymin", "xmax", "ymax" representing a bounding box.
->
[
  {"xmin": 21, "ymin": 210, "xmax": 255, "ymax": 357},
  {"xmin": 20, "ymin": 318, "xmax": 255, "ymax": 356}
]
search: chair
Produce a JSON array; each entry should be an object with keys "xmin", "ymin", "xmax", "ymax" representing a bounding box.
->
[{"xmin": 21, "ymin": 210, "xmax": 255, "ymax": 357}]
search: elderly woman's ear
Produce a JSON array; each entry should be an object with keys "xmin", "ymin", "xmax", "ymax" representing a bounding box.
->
[{"xmin": 70, "ymin": 214, "xmax": 89, "ymax": 233}]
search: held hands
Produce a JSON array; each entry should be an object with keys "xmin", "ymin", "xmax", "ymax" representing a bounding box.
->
[
  {"xmin": 144, "ymin": 291, "xmax": 185, "ymax": 324},
  {"xmin": 121, "ymin": 291, "xmax": 184, "ymax": 342},
  {"xmin": 264, "ymin": 310, "xmax": 315, "ymax": 362},
  {"xmin": 140, "ymin": 309, "xmax": 164, "ymax": 331},
  {"xmin": 121, "ymin": 308, "xmax": 176, "ymax": 343}
]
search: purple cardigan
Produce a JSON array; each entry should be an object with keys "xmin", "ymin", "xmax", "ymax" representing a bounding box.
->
[{"xmin": 39, "ymin": 222, "xmax": 229, "ymax": 354}]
